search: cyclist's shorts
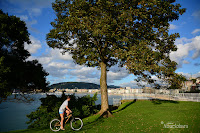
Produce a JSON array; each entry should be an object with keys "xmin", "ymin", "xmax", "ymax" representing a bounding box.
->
[{"xmin": 59, "ymin": 111, "xmax": 64, "ymax": 114}]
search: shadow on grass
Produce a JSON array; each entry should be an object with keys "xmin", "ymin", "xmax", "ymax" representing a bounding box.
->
[
  {"xmin": 112, "ymin": 99, "xmax": 136, "ymax": 113},
  {"xmin": 66, "ymin": 100, "xmax": 137, "ymax": 132},
  {"xmin": 62, "ymin": 100, "xmax": 139, "ymax": 132},
  {"xmin": 151, "ymin": 99, "xmax": 179, "ymax": 105},
  {"xmin": 65, "ymin": 115, "xmax": 104, "ymax": 133},
  {"xmin": 3, "ymin": 128, "xmax": 42, "ymax": 133}
]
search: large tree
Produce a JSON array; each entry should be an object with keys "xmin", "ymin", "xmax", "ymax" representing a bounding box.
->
[
  {"xmin": 0, "ymin": 10, "xmax": 49, "ymax": 102},
  {"xmin": 0, "ymin": 56, "xmax": 10, "ymax": 99},
  {"xmin": 47, "ymin": 0, "xmax": 185, "ymax": 116}
]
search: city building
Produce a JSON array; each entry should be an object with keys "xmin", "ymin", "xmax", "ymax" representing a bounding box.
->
[{"xmin": 182, "ymin": 77, "xmax": 200, "ymax": 92}]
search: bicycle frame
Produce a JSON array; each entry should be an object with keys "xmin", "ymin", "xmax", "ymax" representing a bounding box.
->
[{"xmin": 64, "ymin": 113, "xmax": 74, "ymax": 124}]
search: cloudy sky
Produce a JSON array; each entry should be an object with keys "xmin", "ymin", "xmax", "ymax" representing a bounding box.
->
[{"xmin": 0, "ymin": 0, "xmax": 200, "ymax": 88}]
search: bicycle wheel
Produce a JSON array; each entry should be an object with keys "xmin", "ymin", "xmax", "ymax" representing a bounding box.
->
[
  {"xmin": 50, "ymin": 119, "xmax": 61, "ymax": 132},
  {"xmin": 70, "ymin": 117, "xmax": 83, "ymax": 131}
]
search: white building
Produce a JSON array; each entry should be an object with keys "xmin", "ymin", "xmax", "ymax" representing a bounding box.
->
[{"xmin": 125, "ymin": 87, "xmax": 131, "ymax": 90}]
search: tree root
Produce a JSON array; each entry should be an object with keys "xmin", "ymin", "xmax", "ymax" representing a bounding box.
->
[{"xmin": 97, "ymin": 110, "xmax": 114, "ymax": 118}]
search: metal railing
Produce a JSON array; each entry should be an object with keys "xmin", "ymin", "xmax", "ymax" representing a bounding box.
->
[
  {"xmin": 112, "ymin": 93, "xmax": 200, "ymax": 106},
  {"xmin": 141, "ymin": 93, "xmax": 200, "ymax": 102},
  {"xmin": 113, "ymin": 98, "xmax": 121, "ymax": 106}
]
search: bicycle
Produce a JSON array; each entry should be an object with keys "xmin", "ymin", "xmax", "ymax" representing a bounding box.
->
[{"xmin": 50, "ymin": 113, "xmax": 83, "ymax": 132}]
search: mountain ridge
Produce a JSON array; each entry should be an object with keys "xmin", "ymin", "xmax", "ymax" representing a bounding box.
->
[{"xmin": 49, "ymin": 82, "xmax": 120, "ymax": 89}]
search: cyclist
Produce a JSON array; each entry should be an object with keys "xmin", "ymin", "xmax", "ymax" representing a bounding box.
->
[{"xmin": 59, "ymin": 96, "xmax": 72, "ymax": 130}]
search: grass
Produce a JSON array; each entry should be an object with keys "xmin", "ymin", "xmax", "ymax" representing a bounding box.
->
[{"xmin": 3, "ymin": 100, "xmax": 200, "ymax": 133}]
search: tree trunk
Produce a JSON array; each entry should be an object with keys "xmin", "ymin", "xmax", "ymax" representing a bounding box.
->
[{"xmin": 98, "ymin": 62, "xmax": 112, "ymax": 117}]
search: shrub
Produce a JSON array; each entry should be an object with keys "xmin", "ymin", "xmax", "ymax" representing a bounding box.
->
[{"xmin": 26, "ymin": 92, "xmax": 98, "ymax": 129}]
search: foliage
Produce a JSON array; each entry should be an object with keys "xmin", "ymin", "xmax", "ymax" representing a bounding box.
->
[
  {"xmin": 168, "ymin": 73, "xmax": 186, "ymax": 89},
  {"xmin": 0, "ymin": 56, "xmax": 11, "ymax": 100},
  {"xmin": 47, "ymin": 0, "xmax": 186, "ymax": 112},
  {"xmin": 192, "ymin": 79, "xmax": 197, "ymax": 84},
  {"xmin": 26, "ymin": 92, "xmax": 98, "ymax": 129},
  {"xmin": 0, "ymin": 10, "xmax": 49, "ymax": 100},
  {"xmin": 47, "ymin": 0, "xmax": 186, "ymax": 85},
  {"xmin": 185, "ymin": 90, "xmax": 200, "ymax": 93}
]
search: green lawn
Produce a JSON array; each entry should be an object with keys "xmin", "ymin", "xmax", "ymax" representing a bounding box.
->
[{"xmin": 5, "ymin": 100, "xmax": 200, "ymax": 133}]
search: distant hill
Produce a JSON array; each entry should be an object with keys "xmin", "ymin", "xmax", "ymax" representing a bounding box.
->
[{"xmin": 49, "ymin": 82, "xmax": 120, "ymax": 89}]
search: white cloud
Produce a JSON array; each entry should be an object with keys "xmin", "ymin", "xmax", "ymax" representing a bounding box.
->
[
  {"xmin": 5, "ymin": 1, "xmax": 43, "ymax": 17},
  {"xmin": 170, "ymin": 36, "xmax": 200, "ymax": 67},
  {"xmin": 27, "ymin": 19, "xmax": 37, "ymax": 25},
  {"xmin": 192, "ymin": 10, "xmax": 200, "ymax": 19},
  {"xmin": 177, "ymin": 72, "xmax": 200, "ymax": 79},
  {"xmin": 67, "ymin": 65, "xmax": 130, "ymax": 84},
  {"xmin": 37, "ymin": 56, "xmax": 53, "ymax": 64},
  {"xmin": 44, "ymin": 61, "xmax": 76, "ymax": 78},
  {"xmin": 169, "ymin": 24, "xmax": 178, "ymax": 30},
  {"xmin": 48, "ymin": 62, "xmax": 75, "ymax": 69},
  {"xmin": 107, "ymin": 67, "xmax": 129, "ymax": 83},
  {"xmin": 190, "ymin": 36, "xmax": 200, "ymax": 59},
  {"xmin": 50, "ymin": 49, "xmax": 72, "ymax": 61},
  {"xmin": 29, "ymin": 49, "xmax": 78, "ymax": 79},
  {"xmin": 7, "ymin": 0, "xmax": 54, "ymax": 6},
  {"xmin": 47, "ymin": 76, "xmax": 67, "ymax": 85},
  {"xmin": 31, "ymin": 48, "xmax": 73, "ymax": 63},
  {"xmin": 183, "ymin": 60, "xmax": 190, "ymax": 64},
  {"xmin": 174, "ymin": 37, "xmax": 191, "ymax": 44},
  {"xmin": 70, "ymin": 67, "xmax": 100, "ymax": 79},
  {"xmin": 120, "ymin": 80, "xmax": 147, "ymax": 88},
  {"xmin": 68, "ymin": 66, "xmax": 100, "ymax": 84},
  {"xmin": 30, "ymin": 48, "xmax": 130, "ymax": 84},
  {"xmin": 170, "ymin": 43, "xmax": 190, "ymax": 63},
  {"xmin": 16, "ymin": 15, "xmax": 39, "ymax": 33},
  {"xmin": 17, "ymin": 15, "xmax": 28, "ymax": 21},
  {"xmin": 25, "ymin": 36, "xmax": 41, "ymax": 54},
  {"xmin": 45, "ymin": 66, "xmax": 68, "ymax": 78},
  {"xmin": 28, "ymin": 8, "xmax": 42, "ymax": 17},
  {"xmin": 76, "ymin": 78, "xmax": 100, "ymax": 85},
  {"xmin": 23, "ymin": 19, "xmax": 39, "ymax": 33},
  {"xmin": 120, "ymin": 75, "xmax": 169, "ymax": 88},
  {"xmin": 192, "ymin": 29, "xmax": 200, "ymax": 34}
]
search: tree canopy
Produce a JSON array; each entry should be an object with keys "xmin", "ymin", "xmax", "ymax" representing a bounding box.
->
[
  {"xmin": 47, "ymin": 0, "xmax": 186, "ymax": 115},
  {"xmin": 0, "ymin": 10, "xmax": 49, "ymax": 101}
]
